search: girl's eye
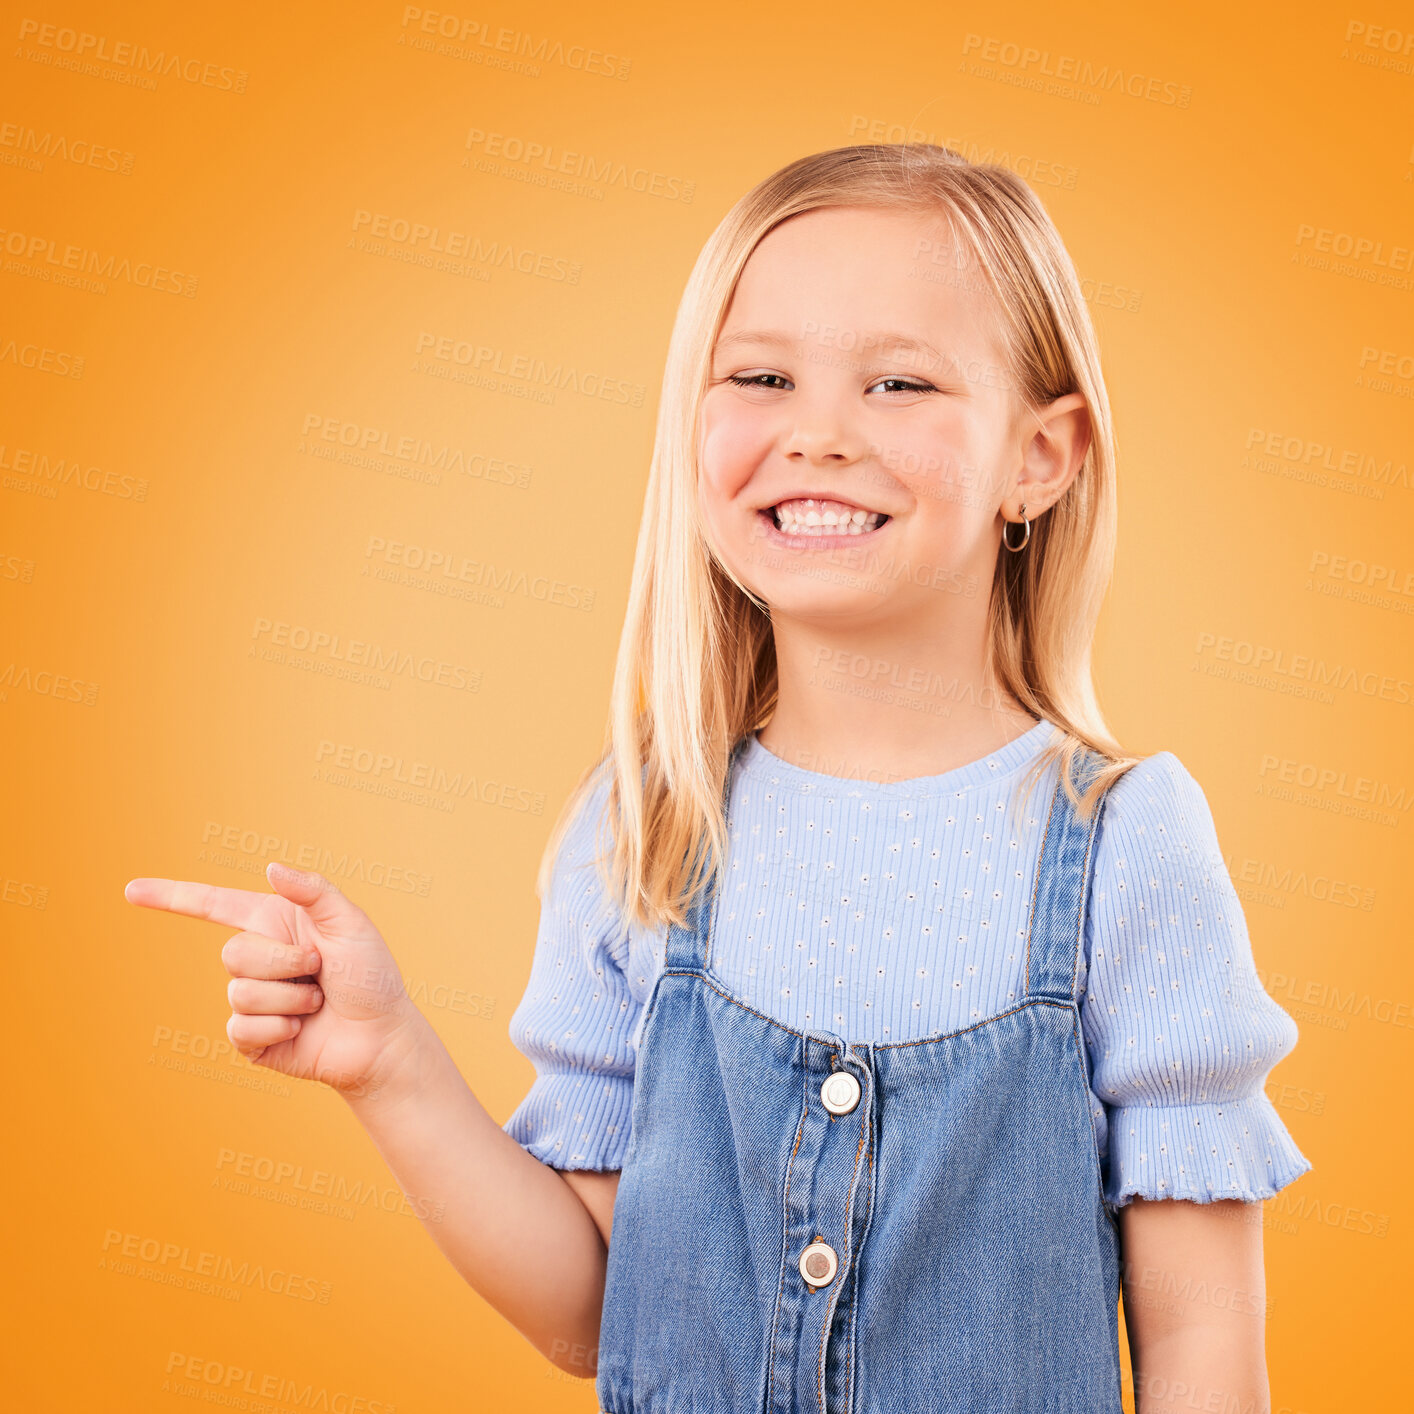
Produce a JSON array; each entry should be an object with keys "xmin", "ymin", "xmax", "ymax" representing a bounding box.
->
[
  {"xmin": 870, "ymin": 378, "xmax": 935, "ymax": 395},
  {"xmin": 723, "ymin": 373, "xmax": 936, "ymax": 395}
]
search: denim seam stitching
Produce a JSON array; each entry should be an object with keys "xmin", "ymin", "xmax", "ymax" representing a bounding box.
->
[
  {"xmin": 815, "ymin": 1075, "xmax": 870, "ymax": 1413},
  {"xmin": 1068, "ymin": 1005, "xmax": 1118, "ymax": 1219},
  {"xmin": 768, "ymin": 1045, "xmax": 810, "ymax": 1414},
  {"xmin": 1067, "ymin": 773, "xmax": 1116, "ymax": 1002},
  {"xmin": 1067, "ymin": 769, "xmax": 1117, "ymax": 1215},
  {"xmin": 1023, "ymin": 756, "xmax": 1066, "ymax": 998},
  {"xmin": 842, "ymin": 1084, "xmax": 877, "ymax": 1414},
  {"xmin": 881, "ymin": 997, "xmax": 1073, "ymax": 1048},
  {"xmin": 666, "ymin": 968, "xmax": 1072, "ymax": 1050}
]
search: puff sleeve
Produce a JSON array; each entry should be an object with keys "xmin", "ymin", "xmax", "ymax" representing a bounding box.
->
[
  {"xmin": 1080, "ymin": 751, "xmax": 1313, "ymax": 1206},
  {"xmin": 501, "ymin": 771, "xmax": 644, "ymax": 1170}
]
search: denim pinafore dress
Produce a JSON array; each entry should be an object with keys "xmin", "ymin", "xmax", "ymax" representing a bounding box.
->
[{"xmin": 596, "ymin": 740, "xmax": 1124, "ymax": 1414}]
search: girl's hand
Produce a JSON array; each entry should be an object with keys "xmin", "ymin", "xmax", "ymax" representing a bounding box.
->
[{"xmin": 124, "ymin": 862, "xmax": 427, "ymax": 1098}]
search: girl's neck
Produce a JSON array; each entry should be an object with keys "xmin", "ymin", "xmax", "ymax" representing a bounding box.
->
[{"xmin": 757, "ymin": 619, "xmax": 1039, "ymax": 785}]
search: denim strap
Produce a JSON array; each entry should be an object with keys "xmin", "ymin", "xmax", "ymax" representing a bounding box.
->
[
  {"xmin": 663, "ymin": 736, "xmax": 748, "ymax": 970},
  {"xmin": 1022, "ymin": 745, "xmax": 1114, "ymax": 1005}
]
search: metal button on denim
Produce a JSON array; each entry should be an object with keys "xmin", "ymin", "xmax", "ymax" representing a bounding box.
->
[
  {"xmin": 798, "ymin": 1240, "xmax": 838, "ymax": 1287},
  {"xmin": 820, "ymin": 1069, "xmax": 861, "ymax": 1115}
]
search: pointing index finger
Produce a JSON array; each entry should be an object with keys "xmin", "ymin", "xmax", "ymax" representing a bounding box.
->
[{"xmin": 124, "ymin": 877, "xmax": 290, "ymax": 937}]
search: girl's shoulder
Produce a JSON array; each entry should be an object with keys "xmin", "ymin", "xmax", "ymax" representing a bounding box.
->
[
  {"xmin": 557, "ymin": 760, "xmax": 618, "ymax": 866},
  {"xmin": 540, "ymin": 764, "xmax": 625, "ymax": 940},
  {"xmin": 1094, "ymin": 748, "xmax": 1228, "ymax": 875},
  {"xmin": 1103, "ymin": 747, "xmax": 1209, "ymax": 809},
  {"xmin": 548, "ymin": 760, "xmax": 662, "ymax": 967}
]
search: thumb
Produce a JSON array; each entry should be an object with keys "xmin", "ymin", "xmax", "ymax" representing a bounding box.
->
[{"xmin": 265, "ymin": 861, "xmax": 361, "ymax": 932}]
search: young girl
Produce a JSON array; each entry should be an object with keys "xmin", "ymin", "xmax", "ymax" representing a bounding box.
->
[{"xmin": 127, "ymin": 145, "xmax": 1310, "ymax": 1413}]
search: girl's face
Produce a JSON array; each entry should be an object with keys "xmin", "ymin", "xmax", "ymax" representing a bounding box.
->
[{"xmin": 697, "ymin": 204, "xmax": 1043, "ymax": 624}]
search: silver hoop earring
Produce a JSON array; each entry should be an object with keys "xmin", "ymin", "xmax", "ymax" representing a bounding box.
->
[{"xmin": 1002, "ymin": 504, "xmax": 1030, "ymax": 553}]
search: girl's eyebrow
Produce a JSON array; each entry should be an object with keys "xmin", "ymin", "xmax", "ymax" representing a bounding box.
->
[{"xmin": 713, "ymin": 328, "xmax": 945, "ymax": 365}]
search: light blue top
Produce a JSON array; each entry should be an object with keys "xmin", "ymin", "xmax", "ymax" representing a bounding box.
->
[{"xmin": 502, "ymin": 720, "xmax": 1313, "ymax": 1206}]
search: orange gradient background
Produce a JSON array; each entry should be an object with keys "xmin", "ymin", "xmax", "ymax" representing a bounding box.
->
[{"xmin": 5, "ymin": 3, "xmax": 1410, "ymax": 1410}]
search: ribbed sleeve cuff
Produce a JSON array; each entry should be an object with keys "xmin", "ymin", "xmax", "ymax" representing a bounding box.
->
[
  {"xmin": 1105, "ymin": 1093, "xmax": 1313, "ymax": 1207},
  {"xmin": 501, "ymin": 1072, "xmax": 634, "ymax": 1171}
]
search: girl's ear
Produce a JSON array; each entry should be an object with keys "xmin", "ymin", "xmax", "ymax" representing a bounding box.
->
[{"xmin": 1012, "ymin": 392, "xmax": 1091, "ymax": 515}]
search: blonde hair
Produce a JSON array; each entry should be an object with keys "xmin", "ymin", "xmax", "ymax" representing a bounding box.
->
[{"xmin": 536, "ymin": 143, "xmax": 1141, "ymax": 935}]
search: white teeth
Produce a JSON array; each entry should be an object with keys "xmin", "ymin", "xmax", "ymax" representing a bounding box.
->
[{"xmin": 772, "ymin": 497, "xmax": 887, "ymax": 536}]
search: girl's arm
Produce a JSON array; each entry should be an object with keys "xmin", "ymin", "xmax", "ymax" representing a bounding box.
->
[
  {"xmin": 1119, "ymin": 1197, "xmax": 1270, "ymax": 1414},
  {"xmin": 1078, "ymin": 755, "xmax": 1311, "ymax": 1410},
  {"xmin": 561, "ymin": 1169, "xmax": 621, "ymax": 1249},
  {"xmin": 344, "ymin": 1014, "xmax": 613, "ymax": 1377},
  {"xmin": 124, "ymin": 863, "xmax": 615, "ymax": 1376}
]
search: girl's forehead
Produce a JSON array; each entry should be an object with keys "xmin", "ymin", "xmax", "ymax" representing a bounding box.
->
[
  {"xmin": 720, "ymin": 206, "xmax": 994, "ymax": 340},
  {"xmin": 718, "ymin": 260, "xmax": 1001, "ymax": 372},
  {"xmin": 742, "ymin": 205, "xmax": 964, "ymax": 272}
]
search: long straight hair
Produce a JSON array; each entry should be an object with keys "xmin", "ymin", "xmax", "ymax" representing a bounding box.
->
[{"xmin": 536, "ymin": 144, "xmax": 1140, "ymax": 935}]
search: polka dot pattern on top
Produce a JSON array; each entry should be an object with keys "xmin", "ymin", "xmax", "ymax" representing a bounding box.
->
[{"xmin": 502, "ymin": 722, "xmax": 1312, "ymax": 1207}]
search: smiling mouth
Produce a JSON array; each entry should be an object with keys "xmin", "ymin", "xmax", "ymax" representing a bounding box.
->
[
  {"xmin": 769, "ymin": 500, "xmax": 887, "ymax": 537},
  {"xmin": 762, "ymin": 496, "xmax": 892, "ymax": 538}
]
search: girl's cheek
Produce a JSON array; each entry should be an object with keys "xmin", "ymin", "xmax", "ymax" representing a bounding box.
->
[
  {"xmin": 699, "ymin": 396, "xmax": 769, "ymax": 499},
  {"xmin": 881, "ymin": 414, "xmax": 985, "ymax": 510}
]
